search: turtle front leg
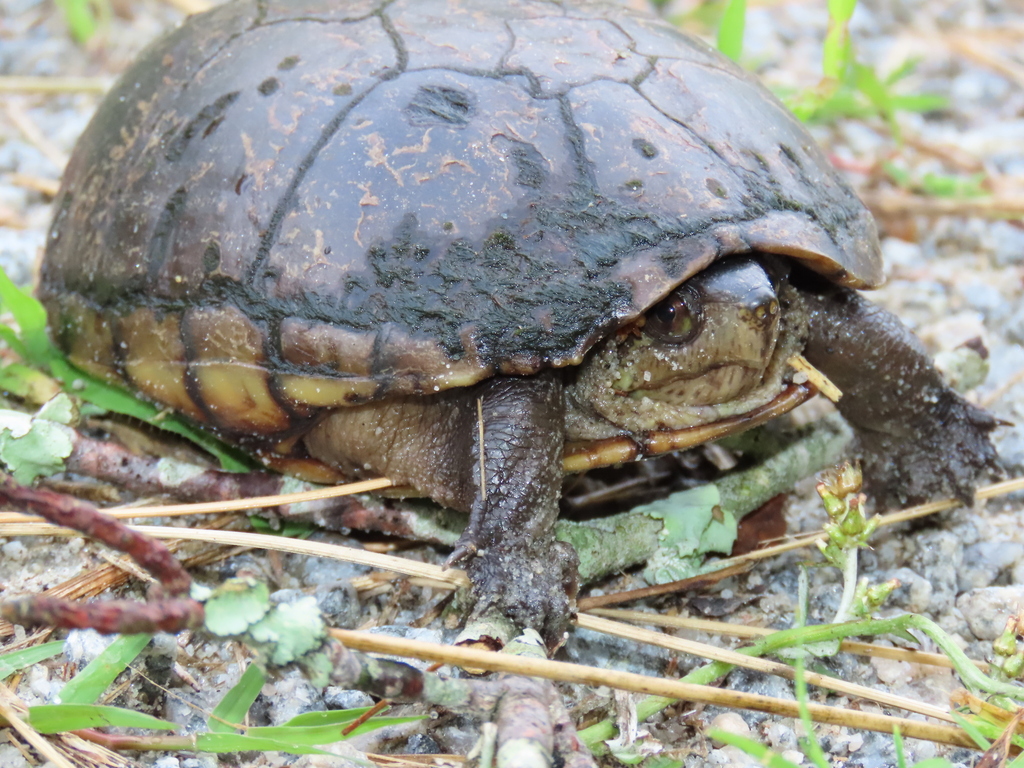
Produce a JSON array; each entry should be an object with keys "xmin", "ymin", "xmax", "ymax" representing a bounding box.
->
[
  {"xmin": 451, "ymin": 370, "xmax": 579, "ymax": 646},
  {"xmin": 799, "ymin": 281, "xmax": 998, "ymax": 508},
  {"xmin": 303, "ymin": 370, "xmax": 578, "ymax": 645}
]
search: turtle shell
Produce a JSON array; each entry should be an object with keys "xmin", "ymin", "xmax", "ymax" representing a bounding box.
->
[{"xmin": 39, "ymin": 0, "xmax": 881, "ymax": 441}]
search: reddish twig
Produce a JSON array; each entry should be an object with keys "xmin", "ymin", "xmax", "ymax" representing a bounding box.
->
[
  {"xmin": 0, "ymin": 475, "xmax": 203, "ymax": 633},
  {"xmin": 0, "ymin": 475, "xmax": 191, "ymax": 596},
  {"xmin": 1, "ymin": 595, "xmax": 203, "ymax": 634},
  {"xmin": 64, "ymin": 433, "xmax": 285, "ymax": 504}
]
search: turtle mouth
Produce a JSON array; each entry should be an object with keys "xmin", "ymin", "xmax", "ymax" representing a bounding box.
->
[
  {"xmin": 564, "ymin": 277, "xmax": 811, "ymax": 441},
  {"xmin": 622, "ymin": 359, "xmax": 771, "ymax": 407}
]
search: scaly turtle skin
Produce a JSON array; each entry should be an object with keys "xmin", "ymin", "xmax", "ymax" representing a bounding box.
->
[{"xmin": 39, "ymin": 0, "xmax": 997, "ymax": 642}]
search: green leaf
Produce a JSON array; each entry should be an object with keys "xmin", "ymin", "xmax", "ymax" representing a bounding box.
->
[
  {"xmin": 888, "ymin": 93, "xmax": 947, "ymax": 114},
  {"xmin": 28, "ymin": 703, "xmax": 176, "ymax": 734},
  {"xmin": 44, "ymin": 355, "xmax": 251, "ymax": 472},
  {"xmin": 282, "ymin": 708, "xmax": 377, "ymax": 727},
  {"xmin": 0, "ymin": 641, "xmax": 64, "ymax": 680},
  {"xmin": 950, "ymin": 712, "xmax": 991, "ymax": 750},
  {"xmin": 919, "ymin": 171, "xmax": 987, "ymax": 198},
  {"xmin": 58, "ymin": 634, "xmax": 152, "ymax": 705},
  {"xmin": 0, "ymin": 263, "xmax": 249, "ymax": 472},
  {"xmin": 0, "ymin": 325, "xmax": 28, "ymax": 362},
  {"xmin": 892, "ymin": 726, "xmax": 906, "ymax": 768},
  {"xmin": 36, "ymin": 393, "xmax": 77, "ymax": 425},
  {"xmin": 54, "ymin": 0, "xmax": 98, "ymax": 42},
  {"xmin": 605, "ymin": 742, "xmax": 644, "ymax": 765},
  {"xmin": 638, "ymin": 485, "xmax": 737, "ymax": 584},
  {"xmin": 203, "ymin": 579, "xmax": 271, "ymax": 637},
  {"xmin": 1008, "ymin": 745, "xmax": 1024, "ymax": 768},
  {"xmin": 827, "ymin": 0, "xmax": 857, "ymax": 23},
  {"xmin": 248, "ymin": 597, "xmax": 327, "ymax": 666},
  {"xmin": 0, "ymin": 267, "xmax": 51, "ymax": 367},
  {"xmin": 248, "ymin": 515, "xmax": 316, "ymax": 539},
  {"xmin": 208, "ymin": 664, "xmax": 265, "ymax": 734},
  {"xmin": 0, "ymin": 408, "xmax": 75, "ymax": 484},
  {"xmin": 884, "ymin": 57, "xmax": 920, "ymax": 86},
  {"xmin": 716, "ymin": 0, "xmax": 746, "ymax": 62}
]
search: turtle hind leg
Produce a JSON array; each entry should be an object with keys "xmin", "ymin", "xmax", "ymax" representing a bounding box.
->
[{"xmin": 799, "ymin": 281, "xmax": 999, "ymax": 508}]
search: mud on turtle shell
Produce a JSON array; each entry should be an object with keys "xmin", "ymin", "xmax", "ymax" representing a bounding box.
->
[{"xmin": 38, "ymin": 0, "xmax": 998, "ymax": 641}]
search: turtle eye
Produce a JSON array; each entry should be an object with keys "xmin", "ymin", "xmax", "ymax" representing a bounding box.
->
[{"xmin": 645, "ymin": 286, "xmax": 703, "ymax": 344}]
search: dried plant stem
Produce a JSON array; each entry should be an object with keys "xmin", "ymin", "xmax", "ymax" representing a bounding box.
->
[
  {"xmin": 0, "ymin": 687, "xmax": 74, "ymax": 768},
  {"xmin": 712, "ymin": 475, "xmax": 1024, "ymax": 567},
  {"xmin": 0, "ymin": 76, "xmax": 109, "ymax": 93},
  {"xmin": 576, "ymin": 614, "xmax": 953, "ymax": 723},
  {"xmin": 0, "ymin": 478, "xmax": 191, "ymax": 595},
  {"xmin": 160, "ymin": 0, "xmax": 213, "ymax": 14},
  {"xmin": 861, "ymin": 191, "xmax": 1024, "ymax": 219},
  {"xmin": 587, "ymin": 608, "xmax": 987, "ymax": 671},
  {"xmin": 4, "ymin": 99, "xmax": 68, "ymax": 170},
  {"xmin": 331, "ymin": 627, "xmax": 977, "ymax": 751}
]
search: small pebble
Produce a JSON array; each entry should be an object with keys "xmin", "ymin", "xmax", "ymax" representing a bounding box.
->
[
  {"xmin": 323, "ymin": 687, "xmax": 374, "ymax": 710},
  {"xmin": 956, "ymin": 585, "xmax": 1024, "ymax": 640},
  {"xmin": 62, "ymin": 629, "xmax": 114, "ymax": 669},
  {"xmin": 0, "ymin": 745, "xmax": 31, "ymax": 768},
  {"xmin": 2, "ymin": 540, "xmax": 27, "ymax": 562},
  {"xmin": 262, "ymin": 671, "xmax": 326, "ymax": 725},
  {"xmin": 708, "ymin": 712, "xmax": 751, "ymax": 746}
]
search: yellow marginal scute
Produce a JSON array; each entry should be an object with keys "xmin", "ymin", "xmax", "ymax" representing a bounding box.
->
[
  {"xmin": 276, "ymin": 374, "xmax": 378, "ymax": 407},
  {"xmin": 118, "ymin": 308, "xmax": 205, "ymax": 422},
  {"xmin": 52, "ymin": 296, "xmax": 120, "ymax": 383},
  {"xmin": 184, "ymin": 306, "xmax": 292, "ymax": 434}
]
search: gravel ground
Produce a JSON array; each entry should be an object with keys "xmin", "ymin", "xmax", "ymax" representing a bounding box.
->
[{"xmin": 1, "ymin": 1, "xmax": 1023, "ymax": 767}]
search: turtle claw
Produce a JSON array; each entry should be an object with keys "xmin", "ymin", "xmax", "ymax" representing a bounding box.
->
[
  {"xmin": 464, "ymin": 541, "xmax": 579, "ymax": 649},
  {"xmin": 444, "ymin": 540, "xmax": 478, "ymax": 569}
]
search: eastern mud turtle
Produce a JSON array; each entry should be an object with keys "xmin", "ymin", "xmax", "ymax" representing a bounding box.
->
[{"xmin": 39, "ymin": 0, "xmax": 998, "ymax": 641}]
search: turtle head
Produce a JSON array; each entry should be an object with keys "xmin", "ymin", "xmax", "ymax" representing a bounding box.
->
[{"xmin": 569, "ymin": 256, "xmax": 806, "ymax": 435}]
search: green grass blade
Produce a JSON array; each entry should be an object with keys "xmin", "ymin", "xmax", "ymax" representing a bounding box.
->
[
  {"xmin": 0, "ymin": 266, "xmax": 249, "ymax": 472},
  {"xmin": 45, "ymin": 356, "xmax": 250, "ymax": 472},
  {"xmin": 0, "ymin": 641, "xmax": 65, "ymax": 680},
  {"xmin": 893, "ymin": 725, "xmax": 907, "ymax": 768},
  {"xmin": 828, "ymin": 0, "xmax": 857, "ymax": 22},
  {"xmin": 716, "ymin": 0, "xmax": 746, "ymax": 61},
  {"xmin": 708, "ymin": 731, "xmax": 802, "ymax": 768},
  {"xmin": 0, "ymin": 268, "xmax": 51, "ymax": 367},
  {"xmin": 54, "ymin": 0, "xmax": 98, "ymax": 42},
  {"xmin": 58, "ymin": 634, "xmax": 152, "ymax": 705},
  {"xmin": 951, "ymin": 712, "xmax": 992, "ymax": 750},
  {"xmin": 245, "ymin": 716, "xmax": 422, "ymax": 745},
  {"xmin": 193, "ymin": 732, "xmax": 333, "ymax": 754},
  {"xmin": 208, "ymin": 664, "xmax": 265, "ymax": 733},
  {"xmin": 28, "ymin": 703, "xmax": 176, "ymax": 734},
  {"xmin": 1008, "ymin": 745, "xmax": 1024, "ymax": 768},
  {"xmin": 282, "ymin": 708, "xmax": 376, "ymax": 727}
]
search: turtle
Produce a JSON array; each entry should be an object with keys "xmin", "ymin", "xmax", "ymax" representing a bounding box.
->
[{"xmin": 38, "ymin": 0, "xmax": 998, "ymax": 642}]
